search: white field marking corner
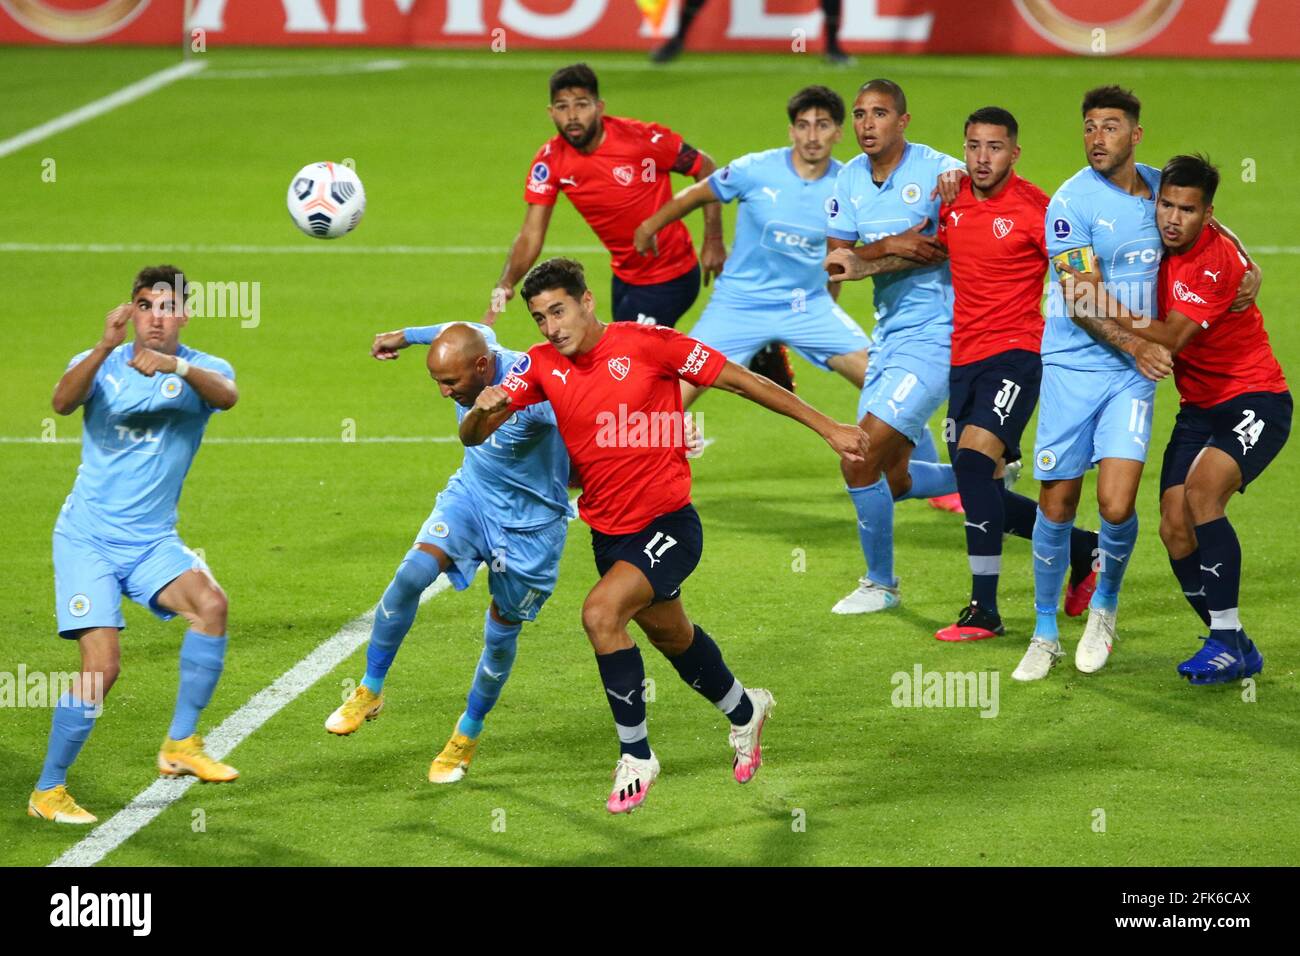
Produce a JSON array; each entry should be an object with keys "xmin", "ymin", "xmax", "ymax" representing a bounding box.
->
[
  {"xmin": 48, "ymin": 577, "xmax": 453, "ymax": 868},
  {"xmin": 0, "ymin": 60, "xmax": 207, "ymax": 161}
]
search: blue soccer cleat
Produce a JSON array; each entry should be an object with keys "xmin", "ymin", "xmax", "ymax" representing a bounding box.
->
[{"xmin": 1177, "ymin": 635, "xmax": 1263, "ymax": 685}]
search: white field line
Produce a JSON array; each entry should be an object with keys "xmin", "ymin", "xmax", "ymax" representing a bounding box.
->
[
  {"xmin": 1, "ymin": 241, "xmax": 1296, "ymax": 256},
  {"xmin": 0, "ymin": 61, "xmax": 207, "ymax": 160},
  {"xmin": 0, "ymin": 436, "xmax": 459, "ymax": 445},
  {"xmin": 49, "ymin": 576, "xmax": 454, "ymax": 868},
  {"xmin": 0, "ymin": 242, "xmax": 604, "ymax": 256}
]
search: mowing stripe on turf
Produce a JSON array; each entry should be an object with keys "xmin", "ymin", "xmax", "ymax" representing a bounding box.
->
[
  {"xmin": 0, "ymin": 435, "xmax": 459, "ymax": 445},
  {"xmin": 0, "ymin": 61, "xmax": 207, "ymax": 160},
  {"xmin": 48, "ymin": 576, "xmax": 453, "ymax": 868},
  {"xmin": 2, "ymin": 241, "xmax": 1296, "ymax": 256},
  {"xmin": 0, "ymin": 241, "xmax": 604, "ymax": 256}
]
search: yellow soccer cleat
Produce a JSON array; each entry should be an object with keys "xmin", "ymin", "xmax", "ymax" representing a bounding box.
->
[
  {"xmin": 158, "ymin": 734, "xmax": 239, "ymax": 782},
  {"xmin": 428, "ymin": 732, "xmax": 478, "ymax": 784},
  {"xmin": 325, "ymin": 685, "xmax": 384, "ymax": 736},
  {"xmin": 28, "ymin": 785, "xmax": 97, "ymax": 825}
]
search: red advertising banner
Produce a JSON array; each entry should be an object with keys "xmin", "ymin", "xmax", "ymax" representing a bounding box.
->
[{"xmin": 1, "ymin": 1, "xmax": 1296, "ymax": 57}]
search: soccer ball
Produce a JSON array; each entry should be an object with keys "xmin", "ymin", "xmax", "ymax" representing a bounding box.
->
[{"xmin": 286, "ymin": 162, "xmax": 366, "ymax": 239}]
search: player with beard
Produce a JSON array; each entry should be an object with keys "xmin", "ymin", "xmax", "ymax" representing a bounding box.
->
[
  {"xmin": 485, "ymin": 63, "xmax": 796, "ymax": 388},
  {"xmin": 1054, "ymin": 155, "xmax": 1288, "ymax": 684},
  {"xmin": 463, "ymin": 257, "xmax": 868, "ymax": 813},
  {"xmin": 1011, "ymin": 88, "xmax": 1261, "ymax": 682}
]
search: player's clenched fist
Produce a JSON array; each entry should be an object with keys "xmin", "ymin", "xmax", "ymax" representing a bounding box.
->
[
  {"xmin": 127, "ymin": 347, "xmax": 177, "ymax": 377},
  {"xmin": 1133, "ymin": 340, "xmax": 1173, "ymax": 382},
  {"xmin": 823, "ymin": 422, "xmax": 870, "ymax": 463},
  {"xmin": 474, "ymin": 384, "xmax": 511, "ymax": 415},
  {"xmin": 632, "ymin": 222, "xmax": 659, "ymax": 258},
  {"xmin": 100, "ymin": 303, "xmax": 132, "ymax": 351},
  {"xmin": 371, "ymin": 330, "xmax": 408, "ymax": 360}
]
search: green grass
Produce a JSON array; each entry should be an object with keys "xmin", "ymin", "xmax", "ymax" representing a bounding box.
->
[{"xmin": 1, "ymin": 48, "xmax": 1298, "ymax": 867}]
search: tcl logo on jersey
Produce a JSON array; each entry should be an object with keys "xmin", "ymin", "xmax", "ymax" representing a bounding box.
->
[
  {"xmin": 1109, "ymin": 239, "xmax": 1161, "ymax": 278},
  {"xmin": 1173, "ymin": 280, "xmax": 1207, "ymax": 305},
  {"xmin": 761, "ymin": 221, "xmax": 823, "ymax": 260},
  {"xmin": 104, "ymin": 417, "xmax": 167, "ymax": 456},
  {"xmin": 992, "ymin": 217, "xmax": 1014, "ymax": 239},
  {"xmin": 859, "ymin": 218, "xmax": 913, "ymax": 244},
  {"xmin": 607, "ymin": 356, "xmax": 631, "ymax": 380},
  {"xmin": 612, "ymin": 165, "xmax": 634, "ymax": 186}
]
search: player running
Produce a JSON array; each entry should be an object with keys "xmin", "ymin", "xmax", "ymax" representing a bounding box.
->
[
  {"xmin": 462, "ymin": 258, "xmax": 868, "ymax": 814},
  {"xmin": 818, "ymin": 78, "xmax": 966, "ymax": 615},
  {"xmin": 1012, "ymin": 87, "xmax": 1261, "ymax": 682},
  {"xmin": 632, "ymin": 85, "xmax": 869, "ymax": 407},
  {"xmin": 326, "ymin": 323, "xmax": 569, "ymax": 782},
  {"xmin": 30, "ymin": 267, "xmax": 239, "ymax": 824},
  {"xmin": 1056, "ymin": 155, "xmax": 1289, "ymax": 684},
  {"xmin": 485, "ymin": 64, "xmax": 720, "ymax": 332}
]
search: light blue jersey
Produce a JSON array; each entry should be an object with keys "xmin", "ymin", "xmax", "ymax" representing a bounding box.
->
[
  {"xmin": 707, "ymin": 147, "xmax": 842, "ymax": 306},
  {"xmin": 826, "ymin": 142, "xmax": 963, "ymax": 362},
  {"xmin": 58, "ymin": 343, "xmax": 233, "ymax": 545},
  {"xmin": 1043, "ymin": 163, "xmax": 1162, "ymax": 371},
  {"xmin": 404, "ymin": 323, "xmax": 569, "ymax": 530}
]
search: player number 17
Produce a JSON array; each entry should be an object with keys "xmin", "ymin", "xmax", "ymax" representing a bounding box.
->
[{"xmin": 1128, "ymin": 399, "xmax": 1150, "ymax": 434}]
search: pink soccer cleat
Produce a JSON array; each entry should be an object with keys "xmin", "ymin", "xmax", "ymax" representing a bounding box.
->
[
  {"xmin": 729, "ymin": 688, "xmax": 775, "ymax": 784},
  {"xmin": 928, "ymin": 492, "xmax": 965, "ymax": 515},
  {"xmin": 607, "ymin": 752, "xmax": 659, "ymax": 814}
]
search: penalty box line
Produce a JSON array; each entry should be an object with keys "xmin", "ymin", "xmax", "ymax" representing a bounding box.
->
[{"xmin": 48, "ymin": 577, "xmax": 454, "ymax": 868}]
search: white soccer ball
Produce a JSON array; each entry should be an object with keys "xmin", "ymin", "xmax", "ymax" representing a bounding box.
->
[{"xmin": 286, "ymin": 162, "xmax": 366, "ymax": 239}]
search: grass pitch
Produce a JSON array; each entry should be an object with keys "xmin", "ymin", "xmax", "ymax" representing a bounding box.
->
[{"xmin": 1, "ymin": 48, "xmax": 1297, "ymax": 866}]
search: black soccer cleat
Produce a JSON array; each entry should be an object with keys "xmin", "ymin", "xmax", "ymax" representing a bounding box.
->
[
  {"xmin": 650, "ymin": 37, "xmax": 684, "ymax": 64},
  {"xmin": 748, "ymin": 343, "xmax": 796, "ymax": 393},
  {"xmin": 935, "ymin": 602, "xmax": 1006, "ymax": 642}
]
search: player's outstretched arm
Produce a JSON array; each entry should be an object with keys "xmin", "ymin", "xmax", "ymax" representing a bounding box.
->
[
  {"xmin": 707, "ymin": 360, "xmax": 868, "ymax": 463},
  {"xmin": 459, "ymin": 384, "xmax": 515, "ymax": 447},
  {"xmin": 371, "ymin": 329, "xmax": 409, "ymax": 360},
  {"xmin": 633, "ymin": 179, "xmax": 718, "ymax": 258},
  {"xmin": 485, "ymin": 203, "xmax": 554, "ymax": 325},
  {"xmin": 128, "ymin": 349, "xmax": 238, "ymax": 409},
  {"xmin": 52, "ymin": 303, "xmax": 131, "ymax": 415}
]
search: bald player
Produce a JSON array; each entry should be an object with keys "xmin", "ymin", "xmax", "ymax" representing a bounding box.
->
[{"xmin": 325, "ymin": 322, "xmax": 570, "ymax": 784}]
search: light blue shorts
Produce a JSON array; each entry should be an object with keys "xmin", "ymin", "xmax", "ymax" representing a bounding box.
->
[
  {"xmin": 687, "ymin": 293, "xmax": 869, "ymax": 369},
  {"xmin": 53, "ymin": 518, "xmax": 205, "ymax": 637},
  {"xmin": 414, "ymin": 486, "xmax": 567, "ymax": 622},
  {"xmin": 1032, "ymin": 363, "xmax": 1157, "ymax": 480},
  {"xmin": 857, "ymin": 349, "xmax": 951, "ymax": 445}
]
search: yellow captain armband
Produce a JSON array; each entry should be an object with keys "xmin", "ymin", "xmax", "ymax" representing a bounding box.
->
[{"xmin": 1052, "ymin": 246, "xmax": 1098, "ymax": 276}]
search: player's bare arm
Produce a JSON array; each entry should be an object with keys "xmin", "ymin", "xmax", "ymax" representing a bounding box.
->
[
  {"xmin": 1208, "ymin": 217, "xmax": 1262, "ymax": 310},
  {"xmin": 823, "ymin": 246, "xmax": 919, "ymax": 283},
  {"xmin": 52, "ymin": 303, "xmax": 131, "ymax": 415},
  {"xmin": 691, "ymin": 149, "xmax": 727, "ymax": 285},
  {"xmin": 371, "ymin": 329, "xmax": 410, "ymax": 360},
  {"xmin": 128, "ymin": 349, "xmax": 239, "ymax": 410},
  {"xmin": 459, "ymin": 384, "xmax": 515, "ymax": 446},
  {"xmin": 707, "ymin": 360, "xmax": 869, "ymax": 462},
  {"xmin": 486, "ymin": 203, "xmax": 555, "ymax": 325},
  {"xmin": 1057, "ymin": 259, "xmax": 1174, "ymax": 380},
  {"xmin": 633, "ymin": 179, "xmax": 717, "ymax": 258}
]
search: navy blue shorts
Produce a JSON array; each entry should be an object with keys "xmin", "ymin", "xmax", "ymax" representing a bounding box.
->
[
  {"xmin": 611, "ymin": 263, "xmax": 700, "ymax": 328},
  {"xmin": 591, "ymin": 504, "xmax": 703, "ymax": 603},
  {"xmin": 1160, "ymin": 390, "xmax": 1292, "ymax": 494},
  {"xmin": 947, "ymin": 349, "xmax": 1042, "ymax": 464}
]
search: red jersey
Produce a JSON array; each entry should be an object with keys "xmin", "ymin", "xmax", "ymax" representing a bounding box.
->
[
  {"xmin": 502, "ymin": 323, "xmax": 726, "ymax": 535},
  {"xmin": 1158, "ymin": 222, "xmax": 1287, "ymax": 407},
  {"xmin": 937, "ymin": 172, "xmax": 1049, "ymax": 366},
  {"xmin": 524, "ymin": 115, "xmax": 701, "ymax": 286}
]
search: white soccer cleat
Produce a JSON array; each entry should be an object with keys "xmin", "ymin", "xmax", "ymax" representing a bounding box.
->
[
  {"xmin": 1002, "ymin": 459, "xmax": 1023, "ymax": 491},
  {"xmin": 831, "ymin": 578, "xmax": 901, "ymax": 615},
  {"xmin": 729, "ymin": 688, "xmax": 774, "ymax": 783},
  {"xmin": 1076, "ymin": 607, "xmax": 1116, "ymax": 673},
  {"xmin": 1012, "ymin": 637, "xmax": 1065, "ymax": 682},
  {"xmin": 607, "ymin": 751, "xmax": 660, "ymax": 814}
]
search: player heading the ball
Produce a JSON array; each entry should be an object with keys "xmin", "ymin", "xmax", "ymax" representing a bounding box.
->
[{"xmin": 462, "ymin": 257, "xmax": 868, "ymax": 814}]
